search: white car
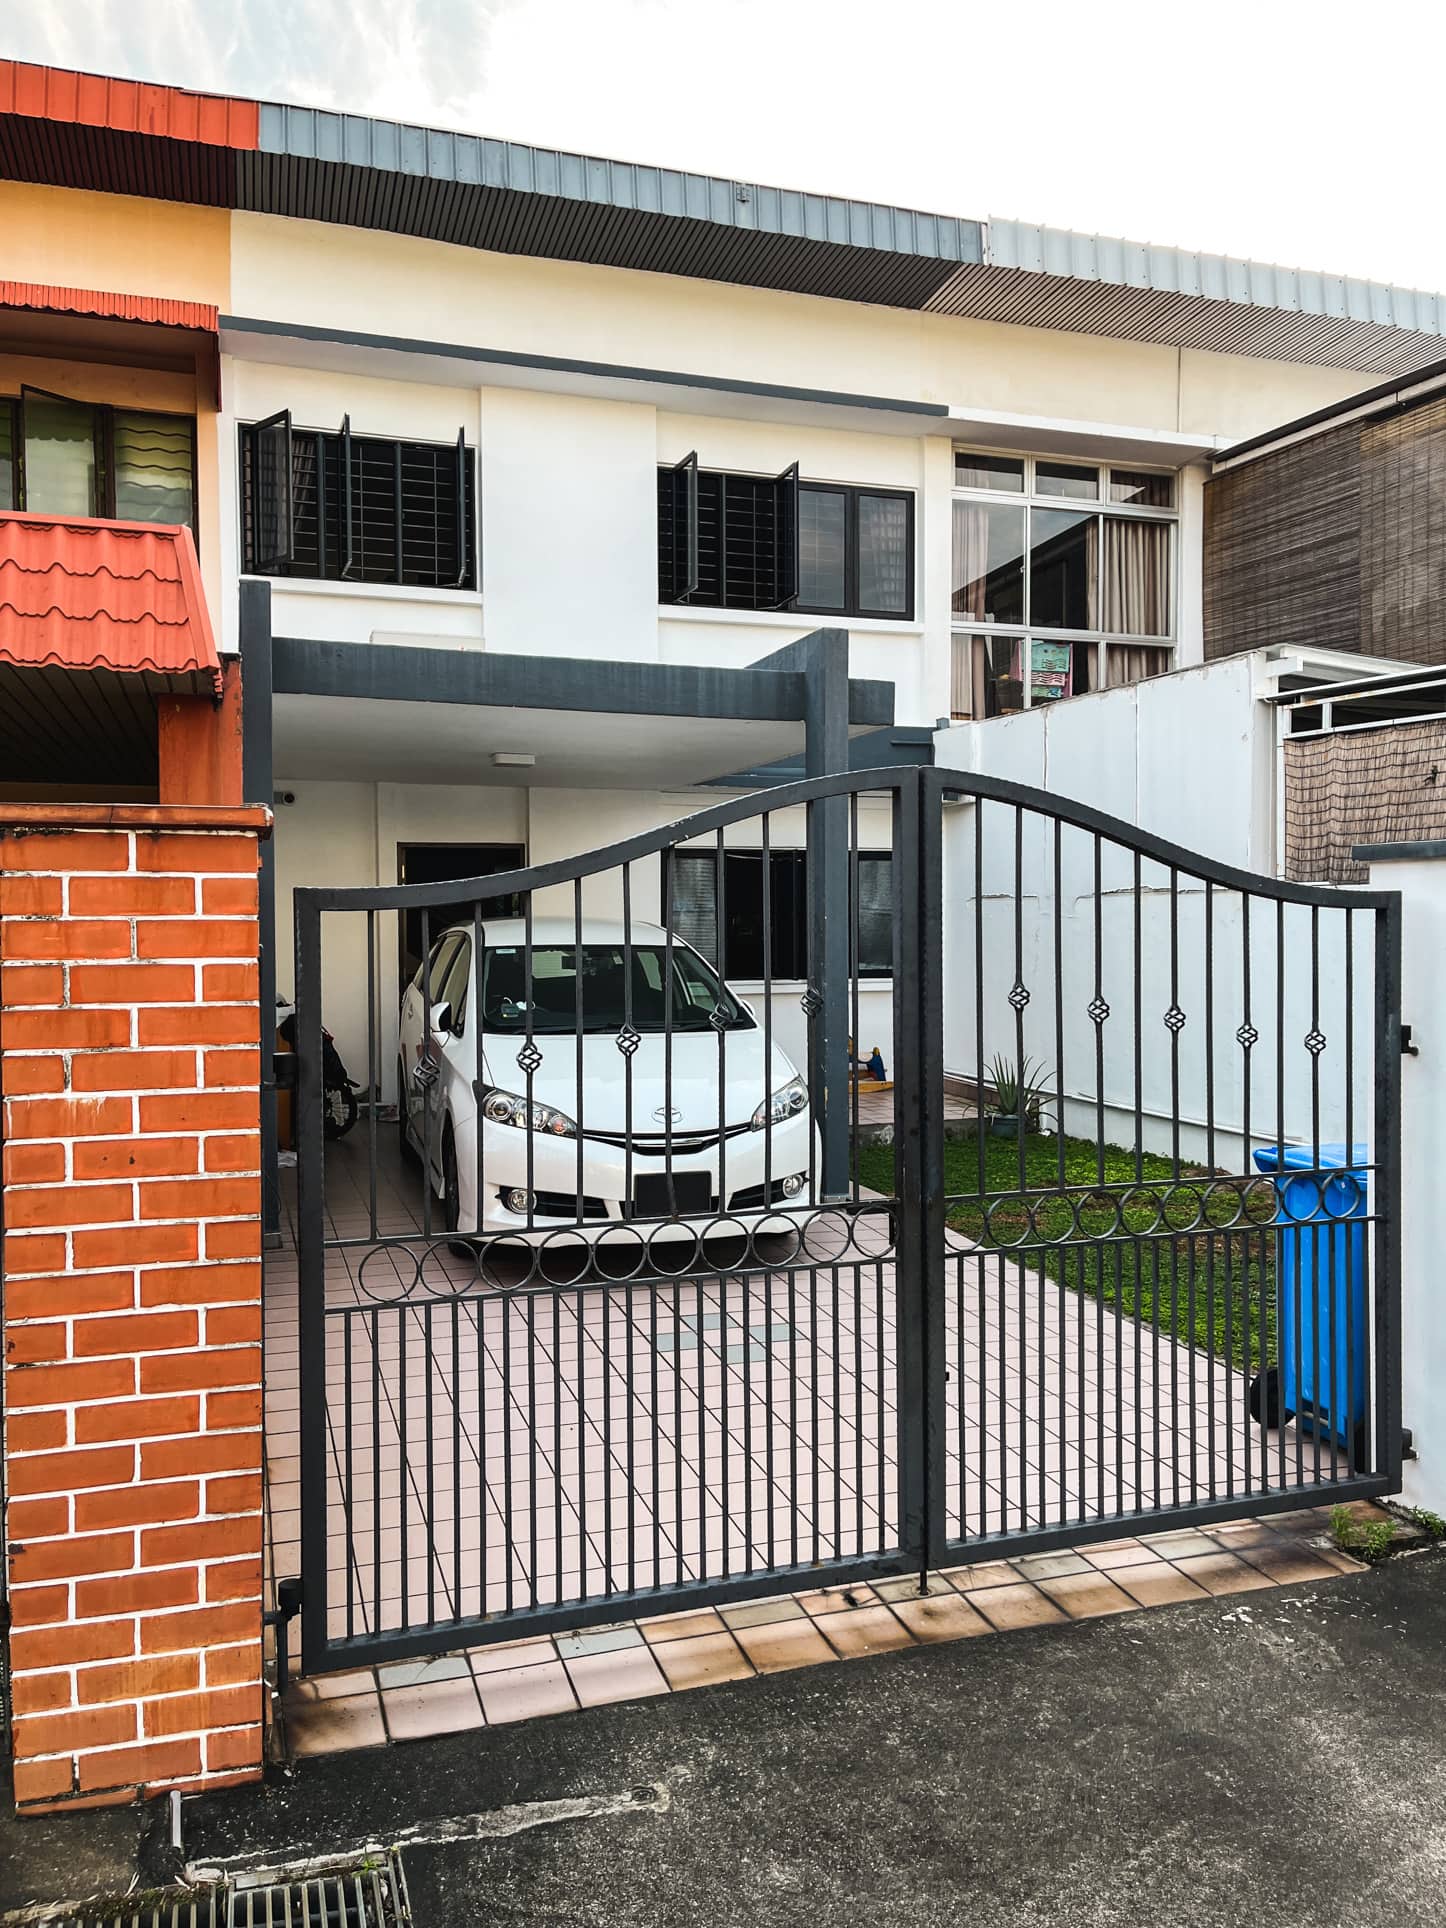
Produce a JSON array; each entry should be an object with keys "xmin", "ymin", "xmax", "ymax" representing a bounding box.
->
[{"xmin": 397, "ymin": 917, "xmax": 815, "ymax": 1245}]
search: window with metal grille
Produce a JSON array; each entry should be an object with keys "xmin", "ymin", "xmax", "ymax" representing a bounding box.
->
[
  {"xmin": 657, "ymin": 458, "xmax": 912, "ymax": 619},
  {"xmin": 0, "ymin": 390, "xmax": 196, "ymax": 527},
  {"xmin": 668, "ymin": 848, "xmax": 892, "ymax": 980},
  {"xmin": 240, "ymin": 411, "xmax": 476, "ymax": 589}
]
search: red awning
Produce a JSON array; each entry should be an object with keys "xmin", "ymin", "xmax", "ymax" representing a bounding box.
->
[
  {"xmin": 0, "ymin": 282, "xmax": 218, "ymax": 333},
  {"xmin": 0, "ymin": 511, "xmax": 221, "ymax": 691}
]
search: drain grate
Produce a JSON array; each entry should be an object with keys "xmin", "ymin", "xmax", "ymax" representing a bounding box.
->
[
  {"xmin": 226, "ymin": 1857, "xmax": 411, "ymax": 1928},
  {"xmin": 22, "ymin": 1900, "xmax": 218, "ymax": 1928},
  {"xmin": 23, "ymin": 1857, "xmax": 410, "ymax": 1928}
]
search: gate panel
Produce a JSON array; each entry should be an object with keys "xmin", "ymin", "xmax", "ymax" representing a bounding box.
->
[
  {"xmin": 294, "ymin": 774, "xmax": 915, "ymax": 1672},
  {"xmin": 290, "ymin": 766, "xmax": 1402, "ymax": 1676},
  {"xmin": 930, "ymin": 769, "xmax": 1401, "ymax": 1563}
]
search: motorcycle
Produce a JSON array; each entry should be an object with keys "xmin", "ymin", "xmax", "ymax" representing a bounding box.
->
[{"xmin": 275, "ymin": 997, "xmax": 360, "ymax": 1140}]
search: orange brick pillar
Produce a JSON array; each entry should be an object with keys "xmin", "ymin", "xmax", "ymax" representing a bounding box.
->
[{"xmin": 1, "ymin": 804, "xmax": 271, "ymax": 1812}]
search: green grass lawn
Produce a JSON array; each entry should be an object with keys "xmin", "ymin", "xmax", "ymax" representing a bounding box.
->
[{"xmin": 856, "ymin": 1130, "xmax": 1278, "ymax": 1370}]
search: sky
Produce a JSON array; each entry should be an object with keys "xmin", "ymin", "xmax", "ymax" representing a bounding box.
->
[{"xmin": 4, "ymin": 0, "xmax": 1445, "ymax": 293}]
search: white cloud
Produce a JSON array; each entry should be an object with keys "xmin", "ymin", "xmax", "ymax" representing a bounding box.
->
[{"xmin": 4, "ymin": 0, "xmax": 1444, "ymax": 290}]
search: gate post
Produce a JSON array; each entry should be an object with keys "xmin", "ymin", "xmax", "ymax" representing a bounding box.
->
[{"xmin": 892, "ymin": 770, "xmax": 948, "ymax": 1574}]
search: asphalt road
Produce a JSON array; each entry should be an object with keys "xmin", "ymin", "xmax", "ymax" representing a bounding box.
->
[{"xmin": 6, "ymin": 1550, "xmax": 1445, "ymax": 1926}]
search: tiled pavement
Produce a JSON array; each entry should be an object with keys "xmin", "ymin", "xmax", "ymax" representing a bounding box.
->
[
  {"xmin": 266, "ymin": 1133, "xmax": 1352, "ymax": 1756},
  {"xmin": 280, "ymin": 1505, "xmax": 1374, "ymax": 1758}
]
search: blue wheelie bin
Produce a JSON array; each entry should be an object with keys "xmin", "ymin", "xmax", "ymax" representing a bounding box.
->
[{"xmin": 1249, "ymin": 1142, "xmax": 1368, "ymax": 1460}]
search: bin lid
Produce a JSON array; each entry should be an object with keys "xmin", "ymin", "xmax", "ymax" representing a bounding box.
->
[{"xmin": 1252, "ymin": 1142, "xmax": 1368, "ymax": 1174}]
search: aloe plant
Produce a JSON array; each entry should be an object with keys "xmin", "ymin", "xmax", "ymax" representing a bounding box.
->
[{"xmin": 987, "ymin": 1052, "xmax": 1048, "ymax": 1124}]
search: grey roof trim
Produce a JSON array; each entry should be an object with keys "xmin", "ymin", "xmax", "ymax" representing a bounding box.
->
[{"xmin": 257, "ymin": 103, "xmax": 982, "ymax": 265}]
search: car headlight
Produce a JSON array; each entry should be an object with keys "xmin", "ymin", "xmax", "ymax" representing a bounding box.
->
[
  {"xmin": 480, "ymin": 1088, "xmax": 577, "ymax": 1138},
  {"xmin": 751, "ymin": 1076, "xmax": 809, "ymax": 1131}
]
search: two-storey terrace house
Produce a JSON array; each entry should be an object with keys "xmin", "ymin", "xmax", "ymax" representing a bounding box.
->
[{"xmin": 5, "ymin": 58, "xmax": 1446, "ymax": 1237}]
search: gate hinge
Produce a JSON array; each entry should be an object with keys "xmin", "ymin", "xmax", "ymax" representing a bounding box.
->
[{"xmin": 1402, "ymin": 1023, "xmax": 1420, "ymax": 1057}]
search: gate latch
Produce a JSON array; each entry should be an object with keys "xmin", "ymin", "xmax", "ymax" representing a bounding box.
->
[{"xmin": 1402, "ymin": 1023, "xmax": 1420, "ymax": 1057}]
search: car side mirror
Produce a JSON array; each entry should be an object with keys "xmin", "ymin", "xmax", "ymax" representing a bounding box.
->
[{"xmin": 429, "ymin": 1001, "xmax": 453, "ymax": 1038}]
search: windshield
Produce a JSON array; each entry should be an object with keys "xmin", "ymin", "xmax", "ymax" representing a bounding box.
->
[{"xmin": 479, "ymin": 943, "xmax": 754, "ymax": 1035}]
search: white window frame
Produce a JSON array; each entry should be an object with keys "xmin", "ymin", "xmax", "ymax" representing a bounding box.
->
[{"xmin": 950, "ymin": 448, "xmax": 1180, "ymax": 712}]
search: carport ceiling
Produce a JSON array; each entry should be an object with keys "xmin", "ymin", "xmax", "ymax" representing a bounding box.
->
[{"xmin": 271, "ymin": 693, "xmax": 808, "ymax": 788}]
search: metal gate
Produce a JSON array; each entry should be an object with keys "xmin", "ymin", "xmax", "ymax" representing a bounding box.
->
[{"xmin": 291, "ymin": 768, "xmax": 1402, "ymax": 1674}]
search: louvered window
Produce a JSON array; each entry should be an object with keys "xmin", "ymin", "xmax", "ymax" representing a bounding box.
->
[
  {"xmin": 658, "ymin": 460, "xmax": 911, "ymax": 619},
  {"xmin": 668, "ymin": 849, "xmax": 892, "ymax": 981},
  {"xmin": 240, "ymin": 414, "xmax": 476, "ymax": 590}
]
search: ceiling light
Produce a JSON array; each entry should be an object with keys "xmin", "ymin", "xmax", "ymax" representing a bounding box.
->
[{"xmin": 491, "ymin": 752, "xmax": 536, "ymax": 768}]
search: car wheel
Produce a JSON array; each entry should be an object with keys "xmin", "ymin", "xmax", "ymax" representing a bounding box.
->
[
  {"xmin": 441, "ymin": 1123, "xmax": 473, "ymax": 1262},
  {"xmin": 397, "ymin": 1063, "xmax": 418, "ymax": 1166}
]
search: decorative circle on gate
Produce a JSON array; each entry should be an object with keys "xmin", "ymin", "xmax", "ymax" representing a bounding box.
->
[
  {"xmin": 1304, "ymin": 1028, "xmax": 1328, "ymax": 1056},
  {"xmin": 799, "ymin": 985, "xmax": 822, "ymax": 1018},
  {"xmin": 1087, "ymin": 996, "xmax": 1111, "ymax": 1026},
  {"xmin": 1008, "ymin": 980, "xmax": 1032, "ymax": 1013},
  {"xmin": 1236, "ymin": 1022, "xmax": 1259, "ymax": 1051},
  {"xmin": 516, "ymin": 1039, "xmax": 543, "ymax": 1076},
  {"xmin": 357, "ymin": 1242, "xmax": 423, "ymax": 1303},
  {"xmin": 1163, "ymin": 1004, "xmax": 1187, "ymax": 1034},
  {"xmin": 615, "ymin": 1022, "xmax": 642, "ymax": 1059}
]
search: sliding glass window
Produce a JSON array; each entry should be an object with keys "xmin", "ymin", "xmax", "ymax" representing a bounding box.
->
[{"xmin": 949, "ymin": 450, "xmax": 1176, "ymax": 719}]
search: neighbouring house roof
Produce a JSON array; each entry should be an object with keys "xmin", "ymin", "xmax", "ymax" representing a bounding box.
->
[
  {"xmin": 0, "ymin": 280, "xmax": 218, "ymax": 332},
  {"xmin": 2, "ymin": 56, "xmax": 1445, "ymax": 376},
  {"xmin": 0, "ymin": 511, "xmax": 220, "ymax": 689}
]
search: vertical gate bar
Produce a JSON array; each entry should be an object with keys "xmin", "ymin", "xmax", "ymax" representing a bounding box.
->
[
  {"xmin": 1241, "ymin": 893, "xmax": 1254, "ymax": 1497},
  {"xmin": 1310, "ymin": 905, "xmax": 1323, "ymax": 1490},
  {"xmin": 788, "ymin": 1266, "xmax": 799, "ymax": 1567},
  {"xmin": 366, "ymin": 910, "xmax": 378, "ymax": 1240},
  {"xmin": 451, "ymin": 1303, "xmax": 461, "ymax": 1616},
  {"xmin": 528, "ymin": 1294, "xmax": 541, "ymax": 1603},
  {"xmin": 1344, "ymin": 911, "xmax": 1356, "ymax": 1474},
  {"xmin": 477, "ymin": 1295, "xmax": 489, "ymax": 1617},
  {"xmin": 423, "ymin": 1300, "xmax": 436, "ymax": 1626},
  {"xmin": 831, "ymin": 1264, "xmax": 842, "ymax": 1559},
  {"xmin": 850, "ymin": 794, "xmax": 861, "ymax": 1202},
  {"xmin": 502, "ymin": 1291, "xmax": 514, "ymax": 1612},
  {"xmin": 419, "ymin": 907, "xmax": 433, "ymax": 1242},
  {"xmin": 672, "ymin": 1274, "xmax": 685, "ymax": 1585},
  {"xmin": 696, "ymin": 1273, "xmax": 708, "ymax": 1581},
  {"xmin": 875, "ymin": 1260, "xmax": 887, "ymax": 1548},
  {"xmin": 574, "ymin": 881, "xmax": 586, "ymax": 1220},
  {"xmin": 1373, "ymin": 895, "xmax": 1403, "ymax": 1482},
  {"xmin": 892, "ymin": 771, "xmax": 929, "ymax": 1571},
  {"xmin": 765, "ymin": 1262, "xmax": 777, "ymax": 1570},
  {"xmin": 343, "ymin": 1314, "xmax": 355, "ymax": 1642},
  {"xmin": 602, "ymin": 1279, "xmax": 614, "ymax": 1591},
  {"xmin": 1016, "ymin": 809, "xmax": 1028, "ymax": 1199},
  {"xmin": 577, "ymin": 1282, "xmax": 590, "ymax": 1598},
  {"xmin": 975, "ymin": 802, "xmax": 986, "ymax": 1201},
  {"xmin": 760, "ymin": 815, "xmax": 771, "ymax": 1211},
  {"xmin": 625, "ymin": 1281, "xmax": 636, "ymax": 1597},
  {"xmin": 295, "ymin": 893, "xmax": 328, "ymax": 1672},
  {"xmin": 553, "ymin": 1291, "xmax": 564, "ymax": 1605},
  {"xmin": 904, "ymin": 768, "xmax": 947, "ymax": 1571},
  {"xmin": 853, "ymin": 1257, "xmax": 865, "ymax": 1554},
  {"xmin": 743, "ymin": 1269, "xmax": 755, "ymax": 1574},
  {"xmin": 1054, "ymin": 821, "xmax": 1067, "ymax": 1191},
  {"xmin": 810, "ymin": 1264, "xmax": 821, "ymax": 1566},
  {"xmin": 650, "ymin": 1275, "xmax": 661, "ymax": 1590},
  {"xmin": 371, "ymin": 1305, "xmax": 381, "ymax": 1630},
  {"xmin": 398, "ymin": 1303, "xmax": 409, "ymax": 1629}
]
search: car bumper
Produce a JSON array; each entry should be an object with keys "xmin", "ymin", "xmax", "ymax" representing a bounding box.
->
[{"xmin": 453, "ymin": 1113, "xmax": 817, "ymax": 1236}]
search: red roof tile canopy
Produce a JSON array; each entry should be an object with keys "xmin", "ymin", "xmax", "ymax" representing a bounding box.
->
[
  {"xmin": 0, "ymin": 282, "xmax": 218, "ymax": 332},
  {"xmin": 0, "ymin": 59, "xmax": 257, "ymax": 148},
  {"xmin": 0, "ymin": 512, "xmax": 221, "ymax": 690}
]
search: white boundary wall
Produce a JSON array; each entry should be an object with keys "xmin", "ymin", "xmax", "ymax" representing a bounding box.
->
[{"xmin": 932, "ymin": 657, "xmax": 1377, "ymax": 1174}]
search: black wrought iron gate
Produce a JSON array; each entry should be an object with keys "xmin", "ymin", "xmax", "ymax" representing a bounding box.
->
[{"xmin": 291, "ymin": 768, "xmax": 1402, "ymax": 1674}]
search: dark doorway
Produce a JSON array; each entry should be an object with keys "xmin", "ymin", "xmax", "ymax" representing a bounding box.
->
[{"xmin": 396, "ymin": 843, "xmax": 525, "ymax": 991}]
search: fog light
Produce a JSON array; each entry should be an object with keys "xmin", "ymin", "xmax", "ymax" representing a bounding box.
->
[
  {"xmin": 781, "ymin": 1172, "xmax": 806, "ymax": 1198},
  {"xmin": 503, "ymin": 1188, "xmax": 534, "ymax": 1214}
]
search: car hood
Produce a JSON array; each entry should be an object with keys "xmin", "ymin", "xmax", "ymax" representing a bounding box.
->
[{"xmin": 479, "ymin": 1025, "xmax": 802, "ymax": 1134}]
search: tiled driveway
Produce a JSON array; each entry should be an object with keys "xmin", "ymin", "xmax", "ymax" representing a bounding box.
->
[{"xmin": 264, "ymin": 1135, "xmax": 1328, "ymax": 1656}]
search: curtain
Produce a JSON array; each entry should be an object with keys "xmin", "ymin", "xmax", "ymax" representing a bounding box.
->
[
  {"xmin": 951, "ymin": 501, "xmax": 991, "ymax": 617},
  {"xmin": 1106, "ymin": 643, "xmax": 1169, "ymax": 687},
  {"xmin": 1101, "ymin": 517, "xmax": 1169, "ymax": 635}
]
